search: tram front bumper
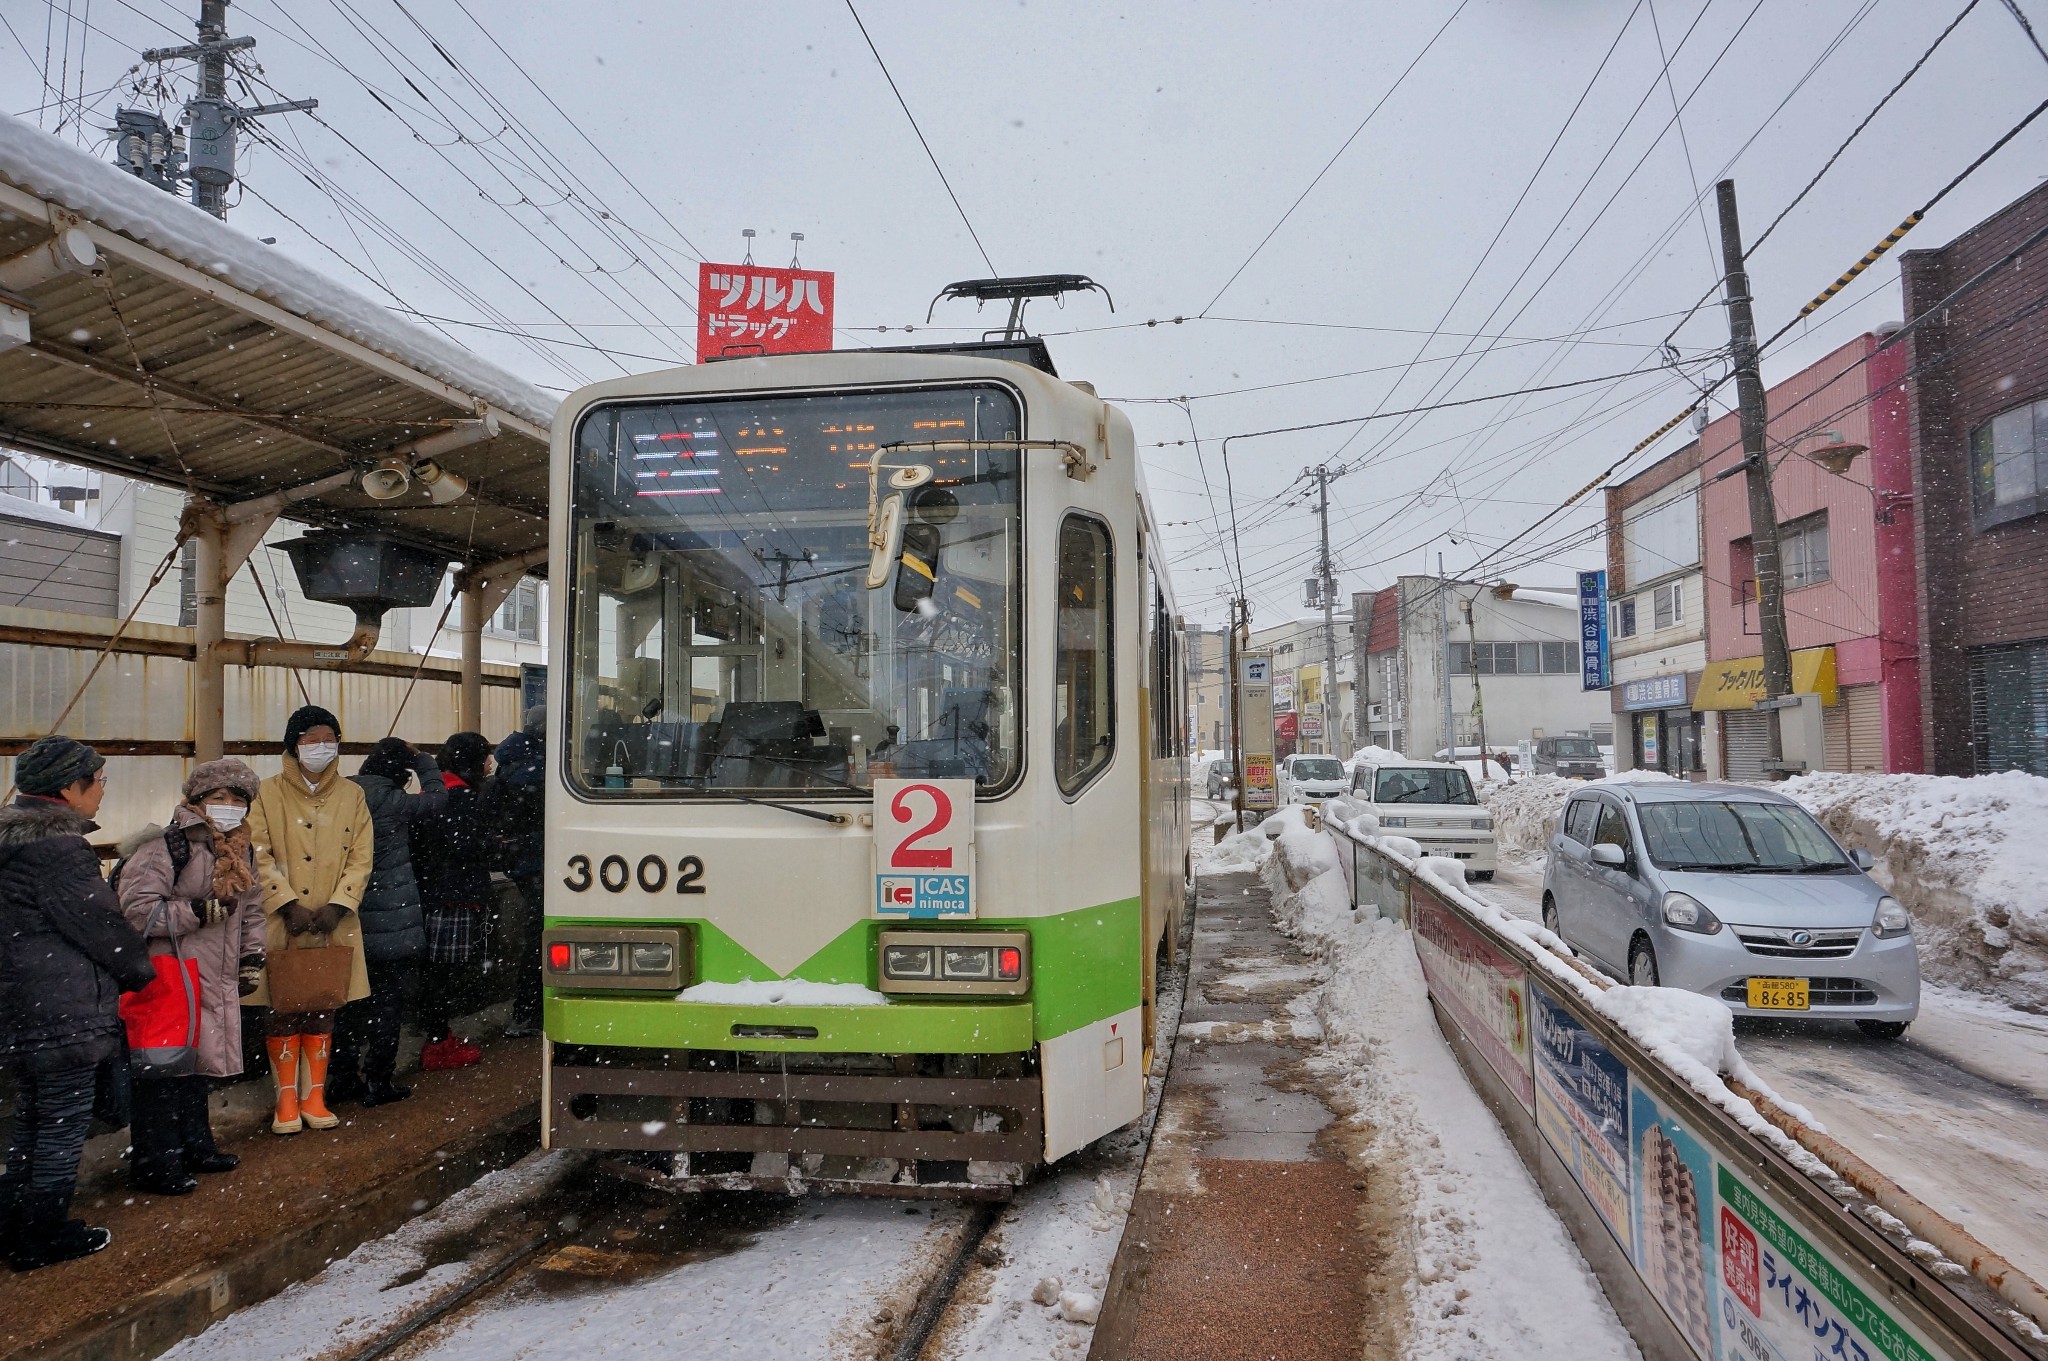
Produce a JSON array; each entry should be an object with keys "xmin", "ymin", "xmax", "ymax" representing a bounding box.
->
[{"xmin": 544, "ymin": 993, "xmax": 1035, "ymax": 1054}]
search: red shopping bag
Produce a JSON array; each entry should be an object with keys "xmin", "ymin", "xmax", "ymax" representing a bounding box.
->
[{"xmin": 119, "ymin": 902, "xmax": 201, "ymax": 1077}]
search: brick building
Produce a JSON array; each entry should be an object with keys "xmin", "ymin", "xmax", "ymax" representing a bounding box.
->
[{"xmin": 1899, "ymin": 180, "xmax": 2048, "ymax": 776}]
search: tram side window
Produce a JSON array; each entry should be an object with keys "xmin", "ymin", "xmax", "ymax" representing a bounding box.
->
[{"xmin": 1055, "ymin": 514, "xmax": 1115, "ymax": 795}]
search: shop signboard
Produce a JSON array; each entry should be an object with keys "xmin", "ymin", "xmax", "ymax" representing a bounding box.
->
[
  {"xmin": 697, "ymin": 262, "xmax": 834, "ymax": 359},
  {"xmin": 1622, "ymin": 673, "xmax": 1689, "ymax": 711},
  {"xmin": 1411, "ymin": 890, "xmax": 1532, "ymax": 1111},
  {"xmin": 1579, "ymin": 570, "xmax": 1611, "ymax": 691},
  {"xmin": 1533, "ymin": 982, "xmax": 1632, "ymax": 1252}
]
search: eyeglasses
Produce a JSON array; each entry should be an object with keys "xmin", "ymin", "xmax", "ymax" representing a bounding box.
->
[{"xmin": 91, "ymin": 771, "xmax": 108, "ymax": 787}]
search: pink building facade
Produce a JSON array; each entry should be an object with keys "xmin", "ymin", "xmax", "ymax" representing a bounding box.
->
[{"xmin": 1696, "ymin": 333, "xmax": 1923, "ymax": 777}]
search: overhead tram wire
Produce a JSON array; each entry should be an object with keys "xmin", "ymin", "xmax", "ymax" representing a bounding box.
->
[
  {"xmin": 1196, "ymin": 0, "xmax": 1472, "ymax": 318},
  {"xmin": 1997, "ymin": 0, "xmax": 2048, "ymax": 66},
  {"xmin": 844, "ymin": 0, "xmax": 997, "ymax": 276},
  {"xmin": 1646, "ymin": 0, "xmax": 1720, "ymax": 279}
]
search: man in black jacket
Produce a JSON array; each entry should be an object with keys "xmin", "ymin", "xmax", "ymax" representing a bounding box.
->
[{"xmin": 0, "ymin": 735, "xmax": 155, "ymax": 1269}]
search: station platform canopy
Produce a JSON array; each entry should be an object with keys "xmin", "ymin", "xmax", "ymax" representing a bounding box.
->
[{"xmin": 0, "ymin": 111, "xmax": 557, "ymax": 568}]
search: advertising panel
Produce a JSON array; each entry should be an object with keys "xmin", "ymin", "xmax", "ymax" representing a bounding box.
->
[
  {"xmin": 1631, "ymin": 1080, "xmax": 1719, "ymax": 1359},
  {"xmin": 1533, "ymin": 982, "xmax": 1632, "ymax": 1252},
  {"xmin": 1411, "ymin": 890, "xmax": 1533, "ymax": 1111},
  {"xmin": 697, "ymin": 262, "xmax": 834, "ymax": 359},
  {"xmin": 1239, "ymin": 651, "xmax": 1277, "ymax": 810},
  {"xmin": 1715, "ymin": 1167, "xmax": 1959, "ymax": 1361}
]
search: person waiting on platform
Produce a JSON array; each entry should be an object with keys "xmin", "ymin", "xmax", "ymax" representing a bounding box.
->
[
  {"xmin": 247, "ymin": 705, "xmax": 372, "ymax": 1135},
  {"xmin": 0, "ymin": 736, "xmax": 154, "ymax": 1268},
  {"xmin": 115, "ymin": 757, "xmax": 267, "ymax": 1195}
]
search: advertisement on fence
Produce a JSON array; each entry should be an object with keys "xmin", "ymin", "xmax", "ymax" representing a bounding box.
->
[
  {"xmin": 1411, "ymin": 891, "xmax": 1532, "ymax": 1112},
  {"xmin": 1533, "ymin": 983, "xmax": 1632, "ymax": 1253},
  {"xmin": 1714, "ymin": 1166, "xmax": 1959, "ymax": 1361},
  {"xmin": 1630, "ymin": 1080, "xmax": 1719, "ymax": 1360}
]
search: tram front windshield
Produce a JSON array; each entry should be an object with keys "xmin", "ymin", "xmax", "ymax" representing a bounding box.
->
[{"xmin": 567, "ymin": 384, "xmax": 1023, "ymax": 797}]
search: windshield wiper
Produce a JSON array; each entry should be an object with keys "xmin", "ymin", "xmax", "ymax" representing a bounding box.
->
[{"xmin": 733, "ymin": 794, "xmax": 849, "ymax": 826}]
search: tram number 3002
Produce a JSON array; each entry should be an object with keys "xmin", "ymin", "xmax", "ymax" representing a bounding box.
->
[{"xmin": 563, "ymin": 853, "xmax": 706, "ymax": 896}]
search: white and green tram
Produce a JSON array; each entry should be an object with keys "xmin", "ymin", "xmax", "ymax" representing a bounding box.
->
[{"xmin": 538, "ymin": 340, "xmax": 1191, "ymax": 1192}]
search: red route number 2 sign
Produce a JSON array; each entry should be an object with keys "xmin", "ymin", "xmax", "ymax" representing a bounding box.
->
[{"xmin": 873, "ymin": 778, "xmax": 975, "ymax": 919}]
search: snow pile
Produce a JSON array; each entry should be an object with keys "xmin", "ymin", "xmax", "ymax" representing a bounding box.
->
[
  {"xmin": 1199, "ymin": 822, "xmax": 1275, "ymax": 874},
  {"xmin": 1350, "ymin": 743, "xmax": 1407, "ymax": 765},
  {"xmin": 1594, "ymin": 986, "xmax": 1776, "ymax": 1106},
  {"xmin": 1479, "ymin": 774, "xmax": 1577, "ymax": 852},
  {"xmin": 1783, "ymin": 770, "xmax": 2048, "ymax": 1011},
  {"xmin": 1256, "ymin": 819, "xmax": 1639, "ymax": 1360},
  {"xmin": 1603, "ymin": 768, "xmax": 1679, "ymax": 784},
  {"xmin": 0, "ymin": 113, "xmax": 556, "ymax": 427},
  {"xmin": 677, "ymin": 979, "xmax": 887, "ymax": 1006}
]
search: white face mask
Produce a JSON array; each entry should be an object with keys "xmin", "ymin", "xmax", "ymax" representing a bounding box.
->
[
  {"xmin": 205, "ymin": 803, "xmax": 247, "ymax": 831},
  {"xmin": 298, "ymin": 742, "xmax": 339, "ymax": 774}
]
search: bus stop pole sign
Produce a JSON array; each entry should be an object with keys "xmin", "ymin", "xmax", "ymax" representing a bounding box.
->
[{"xmin": 873, "ymin": 778, "xmax": 976, "ymax": 919}]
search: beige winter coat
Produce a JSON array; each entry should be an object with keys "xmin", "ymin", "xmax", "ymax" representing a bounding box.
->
[{"xmin": 247, "ymin": 754, "xmax": 373, "ymax": 1006}]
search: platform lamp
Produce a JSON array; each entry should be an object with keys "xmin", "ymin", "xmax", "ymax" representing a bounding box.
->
[{"xmin": 1804, "ymin": 430, "xmax": 1867, "ymax": 477}]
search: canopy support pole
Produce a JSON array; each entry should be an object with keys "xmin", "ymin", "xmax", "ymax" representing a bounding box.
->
[{"xmin": 190, "ymin": 501, "xmax": 226, "ymax": 763}]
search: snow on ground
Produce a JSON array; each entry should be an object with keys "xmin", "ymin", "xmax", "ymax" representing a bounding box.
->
[
  {"xmin": 160, "ymin": 1152, "xmax": 582, "ymax": 1361},
  {"xmin": 1785, "ymin": 770, "xmax": 2048, "ymax": 1012},
  {"xmin": 1259, "ymin": 821, "xmax": 1640, "ymax": 1361}
]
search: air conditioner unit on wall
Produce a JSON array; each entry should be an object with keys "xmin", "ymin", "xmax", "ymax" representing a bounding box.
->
[{"xmin": 1368, "ymin": 703, "xmax": 1385, "ymax": 722}]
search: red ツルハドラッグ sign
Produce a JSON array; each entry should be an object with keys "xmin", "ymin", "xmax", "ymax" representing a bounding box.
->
[{"xmin": 697, "ymin": 263, "xmax": 834, "ymax": 359}]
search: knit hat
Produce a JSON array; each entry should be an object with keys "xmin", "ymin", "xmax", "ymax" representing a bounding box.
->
[
  {"xmin": 183, "ymin": 757, "xmax": 260, "ymax": 803},
  {"xmin": 15, "ymin": 734, "xmax": 104, "ymax": 796},
  {"xmin": 282, "ymin": 704, "xmax": 342, "ymax": 753},
  {"xmin": 523, "ymin": 704, "xmax": 546, "ymax": 737},
  {"xmin": 357, "ymin": 736, "xmax": 414, "ymax": 782},
  {"xmin": 440, "ymin": 731, "xmax": 492, "ymax": 784}
]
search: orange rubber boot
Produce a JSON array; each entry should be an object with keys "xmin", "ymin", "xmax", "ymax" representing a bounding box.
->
[
  {"xmin": 267, "ymin": 1035, "xmax": 303, "ymax": 1134},
  {"xmin": 299, "ymin": 1034, "xmax": 340, "ymax": 1130}
]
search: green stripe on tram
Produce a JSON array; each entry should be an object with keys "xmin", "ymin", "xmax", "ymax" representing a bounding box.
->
[{"xmin": 545, "ymin": 894, "xmax": 1141, "ymax": 1052}]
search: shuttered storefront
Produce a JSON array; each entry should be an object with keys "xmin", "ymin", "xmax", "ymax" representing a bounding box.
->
[
  {"xmin": 1969, "ymin": 641, "xmax": 2048, "ymax": 776},
  {"xmin": 1822, "ymin": 684, "xmax": 1885, "ymax": 773},
  {"xmin": 1723, "ymin": 709, "xmax": 1771, "ymax": 783}
]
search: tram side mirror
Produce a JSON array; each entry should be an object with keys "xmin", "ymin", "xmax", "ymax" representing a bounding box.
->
[
  {"xmin": 893, "ymin": 522, "xmax": 942, "ymax": 613},
  {"xmin": 866, "ymin": 494, "xmax": 907, "ymax": 590}
]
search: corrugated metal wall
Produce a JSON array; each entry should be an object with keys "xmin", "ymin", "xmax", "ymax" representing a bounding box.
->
[{"xmin": 0, "ymin": 512, "xmax": 120, "ymax": 616}]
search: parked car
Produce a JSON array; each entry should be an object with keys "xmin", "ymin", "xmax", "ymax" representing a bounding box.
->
[
  {"xmin": 1349, "ymin": 756, "xmax": 1497, "ymax": 878},
  {"xmin": 1195, "ymin": 753, "xmax": 1236, "ymax": 801},
  {"xmin": 1277, "ymin": 754, "xmax": 1348, "ymax": 805},
  {"xmin": 1538, "ymin": 781, "xmax": 1918, "ymax": 1038},
  {"xmin": 1532, "ymin": 734, "xmax": 1605, "ymax": 780}
]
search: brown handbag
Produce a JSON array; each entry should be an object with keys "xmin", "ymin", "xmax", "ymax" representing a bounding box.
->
[{"xmin": 266, "ymin": 933, "xmax": 354, "ymax": 1013}]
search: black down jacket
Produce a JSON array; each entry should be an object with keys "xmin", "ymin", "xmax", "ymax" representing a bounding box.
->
[
  {"xmin": 348, "ymin": 755, "xmax": 445, "ymax": 964},
  {"xmin": 0, "ymin": 796, "xmax": 156, "ymax": 1068}
]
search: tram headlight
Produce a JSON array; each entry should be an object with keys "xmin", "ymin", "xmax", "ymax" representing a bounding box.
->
[
  {"xmin": 542, "ymin": 927, "xmax": 687, "ymax": 992},
  {"xmin": 877, "ymin": 930, "xmax": 1030, "ymax": 996}
]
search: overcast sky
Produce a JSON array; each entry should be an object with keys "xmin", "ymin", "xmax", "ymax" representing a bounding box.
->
[{"xmin": 8, "ymin": 0, "xmax": 2047, "ymax": 626}]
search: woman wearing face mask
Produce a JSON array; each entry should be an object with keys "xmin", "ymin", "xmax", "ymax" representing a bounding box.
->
[
  {"xmin": 246, "ymin": 705, "xmax": 373, "ymax": 1136},
  {"xmin": 115, "ymin": 758, "xmax": 268, "ymax": 1193}
]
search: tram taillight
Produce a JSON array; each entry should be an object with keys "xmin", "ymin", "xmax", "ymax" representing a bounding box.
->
[{"xmin": 876, "ymin": 930, "xmax": 1030, "ymax": 997}]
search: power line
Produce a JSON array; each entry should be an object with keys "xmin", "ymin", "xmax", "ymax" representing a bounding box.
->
[
  {"xmin": 843, "ymin": 0, "xmax": 997, "ymax": 276},
  {"xmin": 1197, "ymin": 0, "xmax": 1472, "ymax": 317}
]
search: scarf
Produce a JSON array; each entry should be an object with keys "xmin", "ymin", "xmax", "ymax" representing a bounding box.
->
[{"xmin": 210, "ymin": 818, "xmax": 257, "ymax": 900}]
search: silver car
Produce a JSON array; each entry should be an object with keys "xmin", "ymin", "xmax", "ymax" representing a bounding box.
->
[{"xmin": 1539, "ymin": 781, "xmax": 1919, "ymax": 1038}]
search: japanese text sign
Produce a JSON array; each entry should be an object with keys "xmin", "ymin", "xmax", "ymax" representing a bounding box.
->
[
  {"xmin": 1579, "ymin": 570, "xmax": 1611, "ymax": 691},
  {"xmin": 873, "ymin": 778, "xmax": 974, "ymax": 919},
  {"xmin": 698, "ymin": 263, "xmax": 834, "ymax": 359}
]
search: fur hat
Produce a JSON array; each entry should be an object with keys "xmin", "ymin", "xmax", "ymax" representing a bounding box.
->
[
  {"xmin": 282, "ymin": 704, "xmax": 342, "ymax": 753},
  {"xmin": 14, "ymin": 734, "xmax": 104, "ymax": 796},
  {"xmin": 183, "ymin": 757, "xmax": 260, "ymax": 803}
]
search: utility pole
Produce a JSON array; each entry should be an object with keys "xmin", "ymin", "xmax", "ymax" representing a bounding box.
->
[
  {"xmin": 1715, "ymin": 179, "xmax": 1792, "ymax": 776},
  {"xmin": 1227, "ymin": 597, "xmax": 1246, "ymax": 831},
  {"xmin": 1439, "ymin": 553, "xmax": 1455, "ymax": 763},
  {"xmin": 123, "ymin": 0, "xmax": 317, "ymax": 218},
  {"xmin": 1310, "ymin": 465, "xmax": 1340, "ymax": 756},
  {"xmin": 1463, "ymin": 596, "xmax": 1491, "ymax": 779}
]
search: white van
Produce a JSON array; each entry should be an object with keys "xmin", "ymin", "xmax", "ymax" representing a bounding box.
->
[{"xmin": 1348, "ymin": 757, "xmax": 1497, "ymax": 879}]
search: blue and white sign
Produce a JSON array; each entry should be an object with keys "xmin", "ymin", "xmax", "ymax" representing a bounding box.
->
[
  {"xmin": 1622, "ymin": 673, "xmax": 1690, "ymax": 712},
  {"xmin": 1579, "ymin": 570, "xmax": 1611, "ymax": 692}
]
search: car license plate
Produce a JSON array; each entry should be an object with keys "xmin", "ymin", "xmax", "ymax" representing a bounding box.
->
[{"xmin": 1746, "ymin": 977, "xmax": 1809, "ymax": 1010}]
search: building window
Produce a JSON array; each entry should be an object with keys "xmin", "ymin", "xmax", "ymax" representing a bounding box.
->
[
  {"xmin": 1970, "ymin": 398, "xmax": 2048, "ymax": 529},
  {"xmin": 1612, "ymin": 597, "xmax": 1638, "ymax": 639},
  {"xmin": 1452, "ymin": 641, "xmax": 1575, "ymax": 674},
  {"xmin": 1781, "ymin": 512, "xmax": 1830, "ymax": 590},
  {"xmin": 1968, "ymin": 640, "xmax": 2048, "ymax": 776},
  {"xmin": 1517, "ymin": 641, "xmax": 1541, "ymax": 674},
  {"xmin": 488, "ymin": 577, "xmax": 541, "ymax": 641},
  {"xmin": 0, "ymin": 457, "xmax": 37, "ymax": 501},
  {"xmin": 1448, "ymin": 641, "xmax": 1469, "ymax": 674},
  {"xmin": 1653, "ymin": 581, "xmax": 1683, "ymax": 630},
  {"xmin": 1542, "ymin": 640, "xmax": 1568, "ymax": 673},
  {"xmin": 1730, "ymin": 537, "xmax": 1756, "ymax": 605},
  {"xmin": 1623, "ymin": 489, "xmax": 1699, "ymax": 587},
  {"xmin": 1054, "ymin": 514, "xmax": 1115, "ymax": 795},
  {"xmin": 178, "ymin": 539, "xmax": 197, "ymax": 627}
]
